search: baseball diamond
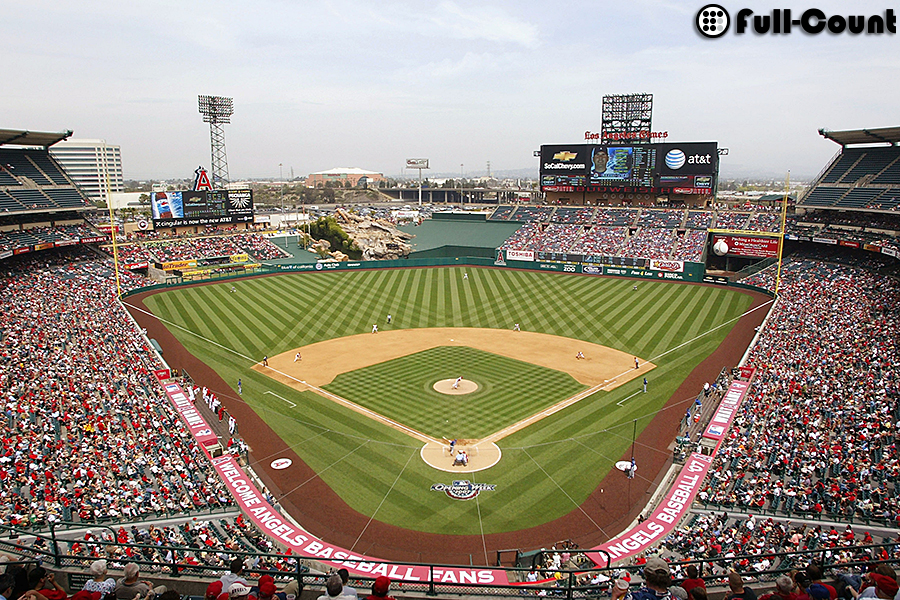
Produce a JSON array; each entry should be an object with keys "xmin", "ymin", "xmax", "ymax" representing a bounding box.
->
[{"xmin": 133, "ymin": 265, "xmax": 765, "ymax": 561}]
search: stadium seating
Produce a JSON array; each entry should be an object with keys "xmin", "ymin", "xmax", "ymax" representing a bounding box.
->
[
  {"xmin": 620, "ymin": 227, "xmax": 675, "ymax": 259},
  {"xmin": 840, "ymin": 147, "xmax": 900, "ymax": 184},
  {"xmin": 700, "ymin": 257, "xmax": 900, "ymax": 525},
  {"xmin": 873, "ymin": 157, "xmax": 900, "ymax": 185},
  {"xmin": 9, "ymin": 188, "xmax": 54, "ymax": 209},
  {"xmin": 512, "ymin": 205, "xmax": 554, "ymax": 222},
  {"xmin": 637, "ymin": 209, "xmax": 684, "ymax": 229},
  {"xmin": 593, "ymin": 208, "xmax": 638, "ymax": 226},
  {"xmin": 44, "ymin": 188, "xmax": 92, "ymax": 209},
  {"xmin": 25, "ymin": 150, "xmax": 71, "ymax": 185},
  {"xmin": 746, "ymin": 212, "xmax": 781, "ymax": 233},
  {"xmin": 489, "ymin": 205, "xmax": 516, "ymax": 220},
  {"xmin": 800, "ymin": 187, "xmax": 847, "ymax": 207},
  {"xmin": 0, "ymin": 190, "xmax": 25, "ymax": 211},
  {"xmin": 552, "ymin": 206, "xmax": 596, "ymax": 224},
  {"xmin": 821, "ymin": 148, "xmax": 865, "ymax": 183},
  {"xmin": 573, "ymin": 226, "xmax": 625, "ymax": 256},
  {"xmin": 0, "ymin": 148, "xmax": 54, "ymax": 185},
  {"xmin": 670, "ymin": 230, "xmax": 708, "ymax": 261},
  {"xmin": 713, "ymin": 212, "xmax": 750, "ymax": 230},
  {"xmin": 685, "ymin": 211, "xmax": 713, "ymax": 230}
]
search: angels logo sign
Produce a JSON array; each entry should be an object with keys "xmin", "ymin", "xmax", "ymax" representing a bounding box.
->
[
  {"xmin": 193, "ymin": 166, "xmax": 213, "ymax": 191},
  {"xmin": 430, "ymin": 480, "xmax": 496, "ymax": 500}
]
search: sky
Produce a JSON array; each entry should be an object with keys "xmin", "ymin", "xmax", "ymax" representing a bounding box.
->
[{"xmin": 3, "ymin": 0, "xmax": 899, "ymax": 181}]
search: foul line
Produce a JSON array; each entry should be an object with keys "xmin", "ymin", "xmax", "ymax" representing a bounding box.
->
[
  {"xmin": 616, "ymin": 389, "xmax": 644, "ymax": 407},
  {"xmin": 350, "ymin": 447, "xmax": 418, "ymax": 553},
  {"xmin": 522, "ymin": 447, "xmax": 609, "ymax": 539}
]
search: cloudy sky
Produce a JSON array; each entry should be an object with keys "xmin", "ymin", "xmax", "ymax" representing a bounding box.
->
[{"xmin": 3, "ymin": 1, "xmax": 898, "ymax": 180}]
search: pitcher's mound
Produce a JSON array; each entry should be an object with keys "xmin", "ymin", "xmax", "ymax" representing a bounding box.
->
[{"xmin": 433, "ymin": 378, "xmax": 479, "ymax": 395}]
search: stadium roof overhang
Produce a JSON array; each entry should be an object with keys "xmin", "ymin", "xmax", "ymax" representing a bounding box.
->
[
  {"xmin": 818, "ymin": 126, "xmax": 900, "ymax": 147},
  {"xmin": 0, "ymin": 128, "xmax": 73, "ymax": 148}
]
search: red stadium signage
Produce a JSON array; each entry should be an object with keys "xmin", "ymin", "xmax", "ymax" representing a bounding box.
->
[
  {"xmin": 712, "ymin": 235, "xmax": 779, "ymax": 258},
  {"xmin": 81, "ymin": 236, "xmax": 107, "ymax": 243},
  {"xmin": 154, "ymin": 369, "xmax": 172, "ymax": 381},
  {"xmin": 54, "ymin": 239, "xmax": 78, "ymax": 247}
]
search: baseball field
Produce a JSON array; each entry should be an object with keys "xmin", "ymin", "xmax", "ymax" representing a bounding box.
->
[{"xmin": 134, "ymin": 265, "xmax": 764, "ymax": 562}]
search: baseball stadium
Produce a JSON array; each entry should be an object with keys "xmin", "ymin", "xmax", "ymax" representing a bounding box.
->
[{"xmin": 0, "ymin": 122, "xmax": 899, "ymax": 600}]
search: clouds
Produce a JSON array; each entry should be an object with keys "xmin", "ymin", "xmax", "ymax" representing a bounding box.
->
[{"xmin": 2, "ymin": 0, "xmax": 898, "ymax": 179}]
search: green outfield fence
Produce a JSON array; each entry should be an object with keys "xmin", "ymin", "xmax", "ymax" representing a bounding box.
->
[{"xmin": 122, "ymin": 256, "xmax": 772, "ymax": 299}]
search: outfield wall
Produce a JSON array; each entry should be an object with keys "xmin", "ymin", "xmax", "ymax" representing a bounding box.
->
[{"xmin": 121, "ymin": 256, "xmax": 773, "ymax": 299}]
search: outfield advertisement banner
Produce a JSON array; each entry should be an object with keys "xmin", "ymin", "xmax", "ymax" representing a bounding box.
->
[
  {"xmin": 712, "ymin": 235, "xmax": 779, "ymax": 258},
  {"xmin": 505, "ymin": 249, "xmax": 534, "ymax": 261},
  {"xmin": 649, "ymin": 259, "xmax": 684, "ymax": 273},
  {"xmin": 585, "ymin": 453, "xmax": 714, "ymax": 564}
]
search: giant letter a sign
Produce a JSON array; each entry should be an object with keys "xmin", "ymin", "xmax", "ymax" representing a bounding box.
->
[{"xmin": 194, "ymin": 166, "xmax": 213, "ymax": 191}]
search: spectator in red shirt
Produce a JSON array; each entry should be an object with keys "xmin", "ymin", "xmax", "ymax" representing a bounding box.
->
[{"xmin": 680, "ymin": 566, "xmax": 705, "ymax": 596}]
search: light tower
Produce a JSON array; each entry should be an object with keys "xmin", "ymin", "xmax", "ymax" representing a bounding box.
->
[{"xmin": 198, "ymin": 95, "xmax": 234, "ymax": 187}]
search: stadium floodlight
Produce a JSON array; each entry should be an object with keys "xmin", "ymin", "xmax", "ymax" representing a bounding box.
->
[
  {"xmin": 198, "ymin": 95, "xmax": 234, "ymax": 188},
  {"xmin": 601, "ymin": 93, "xmax": 653, "ymax": 144}
]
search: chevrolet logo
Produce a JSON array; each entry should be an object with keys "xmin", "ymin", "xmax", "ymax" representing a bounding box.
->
[{"xmin": 552, "ymin": 151, "xmax": 577, "ymax": 161}]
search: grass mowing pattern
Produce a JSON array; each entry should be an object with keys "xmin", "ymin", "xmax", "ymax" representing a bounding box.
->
[
  {"xmin": 324, "ymin": 346, "xmax": 586, "ymax": 439},
  {"xmin": 142, "ymin": 267, "xmax": 753, "ymax": 536}
]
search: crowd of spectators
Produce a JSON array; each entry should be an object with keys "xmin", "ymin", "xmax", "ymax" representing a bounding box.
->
[
  {"xmin": 552, "ymin": 207, "xmax": 596, "ymax": 224},
  {"xmin": 621, "ymin": 228, "xmax": 676, "ymax": 260},
  {"xmin": 579, "ymin": 227, "xmax": 628, "ymax": 256},
  {"xmin": 637, "ymin": 210, "xmax": 684, "ymax": 229},
  {"xmin": 0, "ymin": 248, "xmax": 237, "ymax": 530},
  {"xmin": 0, "ymin": 225, "xmax": 105, "ymax": 254},
  {"xmin": 697, "ymin": 258, "xmax": 899, "ymax": 525},
  {"xmin": 671, "ymin": 230, "xmax": 709, "ymax": 261},
  {"xmin": 797, "ymin": 211, "xmax": 900, "ymax": 232},
  {"xmin": 686, "ymin": 211, "xmax": 714, "ymax": 230},
  {"xmin": 660, "ymin": 511, "xmax": 895, "ymax": 568},
  {"xmin": 746, "ymin": 213, "xmax": 781, "ymax": 233},
  {"xmin": 130, "ymin": 234, "xmax": 287, "ymax": 263},
  {"xmin": 715, "ymin": 212, "xmax": 751, "ymax": 230}
]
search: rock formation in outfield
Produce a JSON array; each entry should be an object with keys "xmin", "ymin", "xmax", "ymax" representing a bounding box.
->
[{"xmin": 331, "ymin": 208, "xmax": 413, "ymax": 261}]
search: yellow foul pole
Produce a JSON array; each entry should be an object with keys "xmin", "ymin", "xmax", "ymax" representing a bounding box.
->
[
  {"xmin": 103, "ymin": 144, "xmax": 122, "ymax": 298},
  {"xmin": 774, "ymin": 171, "xmax": 790, "ymax": 296}
]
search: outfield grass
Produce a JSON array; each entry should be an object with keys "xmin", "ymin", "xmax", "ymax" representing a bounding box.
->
[
  {"xmin": 323, "ymin": 345, "xmax": 586, "ymax": 439},
  {"xmin": 142, "ymin": 266, "xmax": 753, "ymax": 535}
]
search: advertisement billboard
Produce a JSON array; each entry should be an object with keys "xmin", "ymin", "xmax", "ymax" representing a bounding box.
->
[
  {"xmin": 151, "ymin": 189, "xmax": 253, "ymax": 228},
  {"xmin": 539, "ymin": 142, "xmax": 717, "ymax": 194},
  {"xmin": 711, "ymin": 234, "xmax": 780, "ymax": 258},
  {"xmin": 406, "ymin": 158, "xmax": 429, "ymax": 169}
]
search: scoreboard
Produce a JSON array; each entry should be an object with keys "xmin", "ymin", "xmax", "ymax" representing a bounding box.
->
[
  {"xmin": 541, "ymin": 141, "xmax": 717, "ymax": 195},
  {"xmin": 151, "ymin": 189, "xmax": 253, "ymax": 227}
]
